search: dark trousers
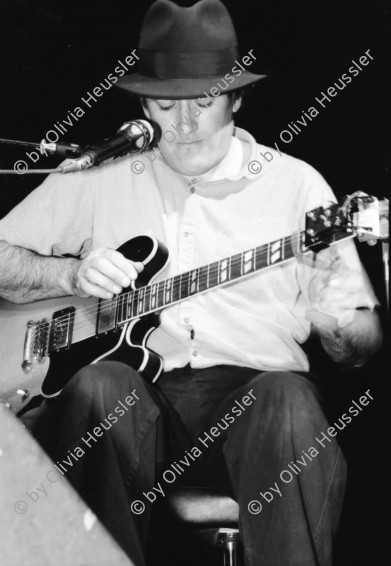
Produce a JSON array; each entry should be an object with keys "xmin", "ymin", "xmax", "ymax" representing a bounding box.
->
[{"xmin": 27, "ymin": 362, "xmax": 346, "ymax": 566}]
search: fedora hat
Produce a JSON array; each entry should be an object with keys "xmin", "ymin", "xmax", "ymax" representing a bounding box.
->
[{"xmin": 116, "ymin": 0, "xmax": 266, "ymax": 99}]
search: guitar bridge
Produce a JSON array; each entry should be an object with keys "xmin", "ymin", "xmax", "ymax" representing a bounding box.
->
[{"xmin": 22, "ymin": 318, "xmax": 50, "ymax": 372}]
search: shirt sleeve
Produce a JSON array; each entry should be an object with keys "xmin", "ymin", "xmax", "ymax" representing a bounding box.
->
[{"xmin": 0, "ymin": 168, "xmax": 95, "ymax": 257}]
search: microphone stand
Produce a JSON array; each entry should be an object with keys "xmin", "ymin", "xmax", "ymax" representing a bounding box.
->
[
  {"xmin": 0, "ymin": 137, "xmax": 81, "ymax": 158},
  {"xmin": 382, "ymin": 241, "xmax": 389, "ymax": 311}
]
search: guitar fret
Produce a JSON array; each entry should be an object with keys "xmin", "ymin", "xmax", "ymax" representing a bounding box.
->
[
  {"xmin": 178, "ymin": 274, "xmax": 182, "ymax": 300},
  {"xmin": 117, "ymin": 295, "xmax": 126, "ymax": 323},
  {"xmin": 190, "ymin": 269, "xmax": 198, "ymax": 294},
  {"xmin": 137, "ymin": 288, "xmax": 145, "ymax": 315},
  {"xmin": 181, "ymin": 272, "xmax": 190, "ymax": 299},
  {"xmin": 120, "ymin": 294, "xmax": 126, "ymax": 323},
  {"xmin": 255, "ymin": 244, "xmax": 268, "ymax": 269},
  {"xmin": 243, "ymin": 249, "xmax": 254, "ymax": 274},
  {"xmin": 208, "ymin": 262, "xmax": 219, "ymax": 287},
  {"xmin": 230, "ymin": 253, "xmax": 242, "ymax": 279},
  {"xmin": 165, "ymin": 278, "xmax": 173, "ymax": 304},
  {"xmin": 129, "ymin": 291, "xmax": 134, "ymax": 319},
  {"xmin": 157, "ymin": 281, "xmax": 165, "ymax": 307},
  {"xmin": 116, "ymin": 295, "xmax": 123, "ymax": 325},
  {"xmin": 144, "ymin": 286, "xmax": 151, "ymax": 312},
  {"xmin": 198, "ymin": 265, "xmax": 209, "ymax": 292},
  {"xmin": 131, "ymin": 290, "xmax": 138, "ymax": 319},
  {"xmin": 172, "ymin": 275, "xmax": 180, "ymax": 303},
  {"xmin": 219, "ymin": 259, "xmax": 229, "ymax": 283},
  {"xmin": 270, "ymin": 239, "xmax": 283, "ymax": 265},
  {"xmin": 129, "ymin": 294, "xmax": 134, "ymax": 318},
  {"xmin": 150, "ymin": 283, "xmax": 158, "ymax": 309},
  {"xmin": 283, "ymin": 236, "xmax": 294, "ymax": 261}
]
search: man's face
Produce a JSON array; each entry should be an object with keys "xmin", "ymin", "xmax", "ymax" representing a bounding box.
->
[{"xmin": 143, "ymin": 94, "xmax": 241, "ymax": 177}]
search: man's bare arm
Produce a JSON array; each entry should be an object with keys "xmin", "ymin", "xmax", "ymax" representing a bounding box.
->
[
  {"xmin": 0, "ymin": 241, "xmax": 143, "ymax": 304},
  {"xmin": 316, "ymin": 308, "xmax": 382, "ymax": 366},
  {"xmin": 0, "ymin": 241, "xmax": 78, "ymax": 303}
]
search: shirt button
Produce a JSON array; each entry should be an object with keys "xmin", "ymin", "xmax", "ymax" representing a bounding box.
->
[
  {"xmin": 184, "ymin": 231, "xmax": 191, "ymax": 238},
  {"xmin": 190, "ymin": 187, "xmax": 196, "ymax": 194},
  {"xmin": 192, "ymin": 350, "xmax": 198, "ymax": 357},
  {"xmin": 184, "ymin": 317, "xmax": 190, "ymax": 324}
]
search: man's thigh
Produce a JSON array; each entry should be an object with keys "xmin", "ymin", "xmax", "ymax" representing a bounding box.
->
[
  {"xmin": 20, "ymin": 361, "xmax": 192, "ymax": 465},
  {"xmin": 184, "ymin": 370, "xmax": 329, "ymax": 491}
]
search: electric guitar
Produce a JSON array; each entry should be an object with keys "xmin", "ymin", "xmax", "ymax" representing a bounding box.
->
[{"xmin": 0, "ymin": 193, "xmax": 388, "ymax": 412}]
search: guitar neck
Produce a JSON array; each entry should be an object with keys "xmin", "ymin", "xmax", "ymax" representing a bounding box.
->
[
  {"xmin": 115, "ymin": 228, "xmax": 346, "ymax": 326},
  {"xmin": 38, "ymin": 194, "xmax": 387, "ymax": 353}
]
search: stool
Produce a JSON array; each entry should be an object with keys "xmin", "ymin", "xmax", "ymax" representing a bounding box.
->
[{"xmin": 149, "ymin": 487, "xmax": 241, "ymax": 566}]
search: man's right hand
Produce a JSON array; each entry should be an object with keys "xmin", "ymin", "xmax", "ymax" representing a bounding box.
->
[{"xmin": 72, "ymin": 248, "xmax": 144, "ymax": 299}]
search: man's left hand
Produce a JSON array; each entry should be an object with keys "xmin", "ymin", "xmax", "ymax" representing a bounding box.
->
[{"xmin": 306, "ymin": 257, "xmax": 372, "ymax": 333}]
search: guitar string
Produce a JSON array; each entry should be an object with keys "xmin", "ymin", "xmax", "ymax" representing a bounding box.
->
[
  {"xmin": 31, "ymin": 251, "xmax": 286, "ymax": 338},
  {"xmin": 30, "ymin": 230, "xmax": 355, "ymax": 342},
  {"xmin": 26, "ymin": 200, "xmax": 389, "ymax": 342},
  {"xmin": 30, "ymin": 227, "xmax": 360, "ymax": 342},
  {"xmin": 29, "ymin": 236, "xmax": 303, "ymax": 341}
]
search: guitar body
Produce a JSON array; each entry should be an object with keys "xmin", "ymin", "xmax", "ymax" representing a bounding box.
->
[{"xmin": 0, "ymin": 236, "xmax": 168, "ymax": 412}]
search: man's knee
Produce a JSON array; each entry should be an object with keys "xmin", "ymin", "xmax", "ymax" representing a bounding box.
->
[
  {"xmin": 65, "ymin": 361, "xmax": 149, "ymax": 405},
  {"xmin": 247, "ymin": 371, "xmax": 323, "ymax": 423},
  {"xmin": 250, "ymin": 371, "xmax": 319, "ymax": 401}
]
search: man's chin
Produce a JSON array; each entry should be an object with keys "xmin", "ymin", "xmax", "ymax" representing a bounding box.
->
[{"xmin": 164, "ymin": 156, "xmax": 217, "ymax": 178}]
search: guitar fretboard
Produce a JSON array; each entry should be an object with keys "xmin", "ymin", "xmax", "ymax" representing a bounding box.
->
[{"xmin": 115, "ymin": 231, "xmax": 307, "ymax": 326}]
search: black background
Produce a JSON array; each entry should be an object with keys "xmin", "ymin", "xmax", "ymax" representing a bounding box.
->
[{"xmin": 0, "ymin": 1, "xmax": 389, "ymax": 564}]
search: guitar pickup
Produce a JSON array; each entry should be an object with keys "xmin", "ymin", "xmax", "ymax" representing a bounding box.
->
[{"xmin": 49, "ymin": 307, "xmax": 75, "ymax": 352}]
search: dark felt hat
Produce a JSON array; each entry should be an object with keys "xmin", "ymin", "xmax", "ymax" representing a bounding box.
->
[{"xmin": 116, "ymin": 0, "xmax": 266, "ymax": 99}]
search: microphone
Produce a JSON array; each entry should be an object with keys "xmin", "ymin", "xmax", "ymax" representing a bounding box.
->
[{"xmin": 60, "ymin": 119, "xmax": 161, "ymax": 173}]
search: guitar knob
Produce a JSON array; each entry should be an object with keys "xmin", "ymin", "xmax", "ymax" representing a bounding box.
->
[{"xmin": 320, "ymin": 214, "xmax": 331, "ymax": 227}]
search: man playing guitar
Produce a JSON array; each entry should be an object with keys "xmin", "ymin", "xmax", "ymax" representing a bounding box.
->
[{"xmin": 0, "ymin": 2, "xmax": 382, "ymax": 565}]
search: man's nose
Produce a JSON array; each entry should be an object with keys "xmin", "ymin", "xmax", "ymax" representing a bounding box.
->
[{"xmin": 176, "ymin": 102, "xmax": 198, "ymax": 135}]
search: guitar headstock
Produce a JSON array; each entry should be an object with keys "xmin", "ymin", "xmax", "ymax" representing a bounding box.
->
[{"xmin": 305, "ymin": 192, "xmax": 389, "ymax": 251}]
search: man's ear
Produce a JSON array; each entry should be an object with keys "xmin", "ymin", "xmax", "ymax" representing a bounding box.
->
[
  {"xmin": 232, "ymin": 96, "xmax": 242, "ymax": 113},
  {"xmin": 140, "ymin": 97, "xmax": 151, "ymax": 119}
]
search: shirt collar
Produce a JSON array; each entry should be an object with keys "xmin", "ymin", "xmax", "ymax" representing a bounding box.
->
[
  {"xmin": 183, "ymin": 135, "xmax": 244, "ymax": 183},
  {"xmin": 149, "ymin": 126, "xmax": 259, "ymax": 183}
]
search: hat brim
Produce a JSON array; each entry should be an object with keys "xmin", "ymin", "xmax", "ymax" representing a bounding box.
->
[{"xmin": 115, "ymin": 71, "xmax": 266, "ymax": 99}]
